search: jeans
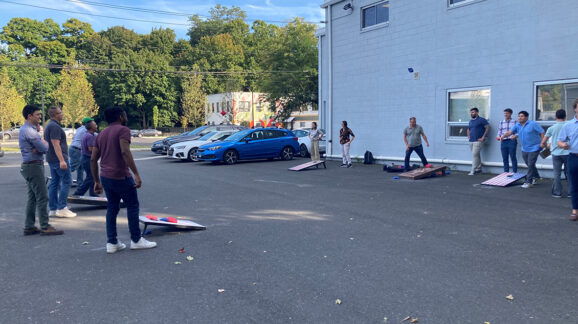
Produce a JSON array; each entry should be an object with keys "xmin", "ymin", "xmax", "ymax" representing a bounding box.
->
[
  {"xmin": 20, "ymin": 163, "xmax": 50, "ymax": 229},
  {"xmin": 521, "ymin": 151, "xmax": 540, "ymax": 184},
  {"xmin": 500, "ymin": 139, "xmax": 518, "ymax": 172},
  {"xmin": 68, "ymin": 146, "xmax": 84, "ymax": 185},
  {"xmin": 73, "ymin": 155, "xmax": 96, "ymax": 196},
  {"xmin": 310, "ymin": 140, "xmax": 320, "ymax": 161},
  {"xmin": 341, "ymin": 143, "xmax": 351, "ymax": 164},
  {"xmin": 48, "ymin": 160, "xmax": 72, "ymax": 211},
  {"xmin": 101, "ymin": 176, "xmax": 141, "ymax": 244},
  {"xmin": 568, "ymin": 154, "xmax": 578, "ymax": 209},
  {"xmin": 552, "ymin": 154, "xmax": 571, "ymax": 197},
  {"xmin": 469, "ymin": 141, "xmax": 483, "ymax": 172},
  {"xmin": 405, "ymin": 144, "xmax": 428, "ymax": 170}
]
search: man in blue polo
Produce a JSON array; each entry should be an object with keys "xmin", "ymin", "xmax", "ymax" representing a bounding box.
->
[
  {"xmin": 503, "ymin": 110, "xmax": 544, "ymax": 189},
  {"xmin": 467, "ymin": 107, "xmax": 490, "ymax": 175},
  {"xmin": 558, "ymin": 99, "xmax": 578, "ymax": 221},
  {"xmin": 68, "ymin": 117, "xmax": 91, "ymax": 187}
]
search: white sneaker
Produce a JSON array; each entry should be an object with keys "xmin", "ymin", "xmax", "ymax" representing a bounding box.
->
[
  {"xmin": 131, "ymin": 237, "xmax": 157, "ymax": 250},
  {"xmin": 468, "ymin": 171, "xmax": 475, "ymax": 176},
  {"xmin": 49, "ymin": 210, "xmax": 56, "ymax": 217},
  {"xmin": 56, "ymin": 207, "xmax": 77, "ymax": 218},
  {"xmin": 521, "ymin": 183, "xmax": 533, "ymax": 189},
  {"xmin": 106, "ymin": 241, "xmax": 126, "ymax": 254}
]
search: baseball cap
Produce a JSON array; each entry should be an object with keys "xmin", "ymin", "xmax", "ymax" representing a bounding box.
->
[{"xmin": 82, "ymin": 117, "xmax": 94, "ymax": 124}]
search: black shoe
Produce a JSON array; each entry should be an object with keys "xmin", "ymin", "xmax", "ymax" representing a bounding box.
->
[
  {"xmin": 340, "ymin": 164, "xmax": 347, "ymax": 168},
  {"xmin": 23, "ymin": 227, "xmax": 41, "ymax": 236},
  {"xmin": 347, "ymin": 164, "xmax": 352, "ymax": 168}
]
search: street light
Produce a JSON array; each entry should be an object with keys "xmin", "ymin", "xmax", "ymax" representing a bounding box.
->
[{"xmin": 39, "ymin": 78, "xmax": 45, "ymax": 125}]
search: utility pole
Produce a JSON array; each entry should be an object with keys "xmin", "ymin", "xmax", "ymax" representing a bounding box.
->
[{"xmin": 39, "ymin": 78, "xmax": 45, "ymax": 125}]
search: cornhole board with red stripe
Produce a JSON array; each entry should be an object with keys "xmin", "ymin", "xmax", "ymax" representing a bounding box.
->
[
  {"xmin": 399, "ymin": 165, "xmax": 447, "ymax": 180},
  {"xmin": 289, "ymin": 160, "xmax": 326, "ymax": 171},
  {"xmin": 481, "ymin": 172, "xmax": 526, "ymax": 187},
  {"xmin": 67, "ymin": 195, "xmax": 126, "ymax": 208},
  {"xmin": 138, "ymin": 215, "xmax": 206, "ymax": 233}
]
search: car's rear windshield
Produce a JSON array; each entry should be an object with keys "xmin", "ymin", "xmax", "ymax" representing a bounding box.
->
[
  {"xmin": 187, "ymin": 126, "xmax": 208, "ymax": 136},
  {"xmin": 199, "ymin": 132, "xmax": 217, "ymax": 141}
]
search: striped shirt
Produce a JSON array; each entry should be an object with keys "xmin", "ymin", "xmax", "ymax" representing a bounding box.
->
[{"xmin": 497, "ymin": 119, "xmax": 516, "ymax": 140}]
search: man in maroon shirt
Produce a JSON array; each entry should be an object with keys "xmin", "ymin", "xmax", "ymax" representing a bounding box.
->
[{"xmin": 91, "ymin": 107, "xmax": 157, "ymax": 253}]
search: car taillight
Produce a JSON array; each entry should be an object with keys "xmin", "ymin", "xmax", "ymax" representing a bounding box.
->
[{"xmin": 292, "ymin": 137, "xmax": 298, "ymax": 141}]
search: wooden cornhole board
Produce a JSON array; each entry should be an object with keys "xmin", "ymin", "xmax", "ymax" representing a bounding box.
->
[
  {"xmin": 67, "ymin": 195, "xmax": 126, "ymax": 208},
  {"xmin": 289, "ymin": 160, "xmax": 326, "ymax": 171},
  {"xmin": 139, "ymin": 215, "xmax": 206, "ymax": 234},
  {"xmin": 399, "ymin": 165, "xmax": 447, "ymax": 180},
  {"xmin": 481, "ymin": 172, "xmax": 526, "ymax": 187}
]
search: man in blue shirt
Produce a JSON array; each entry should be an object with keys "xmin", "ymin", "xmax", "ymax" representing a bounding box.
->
[
  {"xmin": 18, "ymin": 105, "xmax": 63, "ymax": 236},
  {"xmin": 558, "ymin": 99, "xmax": 578, "ymax": 221},
  {"xmin": 68, "ymin": 118, "xmax": 90, "ymax": 187},
  {"xmin": 467, "ymin": 107, "xmax": 489, "ymax": 175},
  {"xmin": 503, "ymin": 110, "xmax": 545, "ymax": 188},
  {"xmin": 541, "ymin": 109, "xmax": 570, "ymax": 198}
]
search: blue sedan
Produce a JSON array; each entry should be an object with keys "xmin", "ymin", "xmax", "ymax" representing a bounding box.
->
[{"xmin": 197, "ymin": 128, "xmax": 300, "ymax": 164}]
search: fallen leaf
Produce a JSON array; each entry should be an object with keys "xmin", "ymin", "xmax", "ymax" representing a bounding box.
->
[
  {"xmin": 227, "ymin": 241, "xmax": 233, "ymax": 244},
  {"xmin": 186, "ymin": 256, "xmax": 194, "ymax": 261},
  {"xmin": 178, "ymin": 248, "xmax": 185, "ymax": 253},
  {"xmin": 349, "ymin": 237, "xmax": 355, "ymax": 240},
  {"xmin": 335, "ymin": 299, "xmax": 342, "ymax": 305},
  {"xmin": 263, "ymin": 250, "xmax": 267, "ymax": 253},
  {"xmin": 506, "ymin": 294, "xmax": 514, "ymax": 300},
  {"xmin": 323, "ymin": 255, "xmax": 328, "ymax": 258},
  {"xmin": 383, "ymin": 317, "xmax": 388, "ymax": 323},
  {"xmin": 56, "ymin": 301, "xmax": 61, "ymax": 304},
  {"xmin": 411, "ymin": 318, "xmax": 419, "ymax": 323},
  {"xmin": 81, "ymin": 241, "xmax": 89, "ymax": 245},
  {"xmin": 484, "ymin": 322, "xmax": 491, "ymax": 324},
  {"xmin": 403, "ymin": 316, "xmax": 411, "ymax": 322},
  {"xmin": 218, "ymin": 289, "xmax": 225, "ymax": 293},
  {"xmin": 174, "ymin": 261, "xmax": 182, "ymax": 265}
]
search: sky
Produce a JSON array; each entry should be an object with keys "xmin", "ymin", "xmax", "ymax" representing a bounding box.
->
[{"xmin": 0, "ymin": 0, "xmax": 325, "ymax": 40}]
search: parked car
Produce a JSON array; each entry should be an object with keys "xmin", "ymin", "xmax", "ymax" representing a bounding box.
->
[
  {"xmin": 131, "ymin": 129, "xmax": 143, "ymax": 137},
  {"xmin": 0, "ymin": 141, "xmax": 4, "ymax": 158},
  {"xmin": 2, "ymin": 126, "xmax": 21, "ymax": 140},
  {"xmin": 293, "ymin": 129, "xmax": 327, "ymax": 158},
  {"xmin": 197, "ymin": 128, "xmax": 299, "ymax": 165},
  {"xmin": 167, "ymin": 130, "xmax": 237, "ymax": 161},
  {"xmin": 160, "ymin": 125, "xmax": 246, "ymax": 155},
  {"xmin": 140, "ymin": 129, "xmax": 162, "ymax": 137}
]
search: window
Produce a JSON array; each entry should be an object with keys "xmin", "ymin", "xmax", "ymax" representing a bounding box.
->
[
  {"xmin": 362, "ymin": 1, "xmax": 389, "ymax": 29},
  {"xmin": 535, "ymin": 80, "xmax": 578, "ymax": 123},
  {"xmin": 256, "ymin": 102, "xmax": 262, "ymax": 112},
  {"xmin": 447, "ymin": 88, "xmax": 490, "ymax": 139},
  {"xmin": 211, "ymin": 103, "xmax": 215, "ymax": 113},
  {"xmin": 448, "ymin": 0, "xmax": 484, "ymax": 8},
  {"xmin": 238, "ymin": 101, "xmax": 250, "ymax": 112},
  {"xmin": 300, "ymin": 122, "xmax": 306, "ymax": 128},
  {"xmin": 216, "ymin": 102, "xmax": 220, "ymax": 111},
  {"xmin": 227, "ymin": 101, "xmax": 231, "ymax": 112}
]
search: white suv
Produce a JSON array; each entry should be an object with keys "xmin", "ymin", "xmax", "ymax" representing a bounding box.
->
[{"xmin": 168, "ymin": 130, "xmax": 237, "ymax": 161}]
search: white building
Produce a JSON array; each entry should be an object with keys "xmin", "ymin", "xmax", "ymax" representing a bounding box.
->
[
  {"xmin": 205, "ymin": 92, "xmax": 274, "ymax": 127},
  {"xmin": 318, "ymin": 0, "xmax": 578, "ymax": 173}
]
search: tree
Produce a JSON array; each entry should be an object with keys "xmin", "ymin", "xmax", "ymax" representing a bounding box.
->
[
  {"xmin": 36, "ymin": 40, "xmax": 74, "ymax": 64},
  {"xmin": 181, "ymin": 73, "xmax": 206, "ymax": 127},
  {"xmin": 140, "ymin": 28, "xmax": 176, "ymax": 55},
  {"xmin": 152, "ymin": 105, "xmax": 159, "ymax": 129},
  {"xmin": 0, "ymin": 70, "xmax": 25, "ymax": 141},
  {"xmin": 52, "ymin": 68, "xmax": 99, "ymax": 127},
  {"xmin": 187, "ymin": 5, "xmax": 248, "ymax": 46},
  {"xmin": 59, "ymin": 18, "xmax": 95, "ymax": 49},
  {"xmin": 0, "ymin": 18, "xmax": 61, "ymax": 56},
  {"xmin": 258, "ymin": 19, "xmax": 318, "ymax": 120}
]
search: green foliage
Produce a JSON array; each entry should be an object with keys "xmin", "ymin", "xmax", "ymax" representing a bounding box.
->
[
  {"xmin": 0, "ymin": 18, "xmax": 60, "ymax": 56},
  {"xmin": 187, "ymin": 5, "xmax": 247, "ymax": 46},
  {"xmin": 181, "ymin": 73, "xmax": 206, "ymax": 128},
  {"xmin": 52, "ymin": 68, "xmax": 99, "ymax": 127},
  {"xmin": 0, "ymin": 69, "xmax": 26, "ymax": 139}
]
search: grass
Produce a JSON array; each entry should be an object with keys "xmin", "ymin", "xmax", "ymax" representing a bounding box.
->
[{"xmin": 1, "ymin": 146, "xmax": 20, "ymax": 152}]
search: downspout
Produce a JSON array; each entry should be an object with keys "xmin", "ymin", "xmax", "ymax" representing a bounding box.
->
[{"xmin": 327, "ymin": 4, "xmax": 334, "ymax": 156}]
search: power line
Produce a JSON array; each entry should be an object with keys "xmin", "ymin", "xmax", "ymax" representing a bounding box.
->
[{"xmin": 0, "ymin": 61, "xmax": 312, "ymax": 75}]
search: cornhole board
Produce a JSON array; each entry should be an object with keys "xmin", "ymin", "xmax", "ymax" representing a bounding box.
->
[
  {"xmin": 481, "ymin": 172, "xmax": 526, "ymax": 187},
  {"xmin": 67, "ymin": 195, "xmax": 126, "ymax": 208},
  {"xmin": 399, "ymin": 165, "xmax": 447, "ymax": 180},
  {"xmin": 139, "ymin": 215, "xmax": 206, "ymax": 233},
  {"xmin": 289, "ymin": 160, "xmax": 326, "ymax": 171}
]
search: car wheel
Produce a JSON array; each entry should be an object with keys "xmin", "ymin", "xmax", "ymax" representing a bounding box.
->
[
  {"xmin": 299, "ymin": 144, "xmax": 309, "ymax": 158},
  {"xmin": 5, "ymin": 134, "xmax": 11, "ymax": 140},
  {"xmin": 224, "ymin": 149, "xmax": 238, "ymax": 165},
  {"xmin": 187, "ymin": 148, "xmax": 198, "ymax": 162},
  {"xmin": 281, "ymin": 146, "xmax": 294, "ymax": 161}
]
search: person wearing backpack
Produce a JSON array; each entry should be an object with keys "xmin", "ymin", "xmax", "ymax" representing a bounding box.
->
[{"xmin": 403, "ymin": 117, "xmax": 430, "ymax": 171}]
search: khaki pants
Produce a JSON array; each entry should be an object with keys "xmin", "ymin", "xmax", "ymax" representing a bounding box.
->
[
  {"xmin": 20, "ymin": 163, "xmax": 50, "ymax": 230},
  {"xmin": 310, "ymin": 140, "xmax": 320, "ymax": 161},
  {"xmin": 469, "ymin": 141, "xmax": 483, "ymax": 172}
]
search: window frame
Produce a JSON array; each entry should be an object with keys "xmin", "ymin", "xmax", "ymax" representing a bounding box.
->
[
  {"xmin": 447, "ymin": 0, "xmax": 486, "ymax": 9},
  {"xmin": 361, "ymin": 1, "xmax": 390, "ymax": 31},
  {"xmin": 445, "ymin": 86, "xmax": 491, "ymax": 141},
  {"xmin": 534, "ymin": 78, "xmax": 578, "ymax": 128}
]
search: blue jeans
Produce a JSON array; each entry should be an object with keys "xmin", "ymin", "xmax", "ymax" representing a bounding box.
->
[
  {"xmin": 552, "ymin": 155, "xmax": 570, "ymax": 197},
  {"xmin": 568, "ymin": 154, "xmax": 578, "ymax": 209},
  {"xmin": 404, "ymin": 145, "xmax": 428, "ymax": 170},
  {"xmin": 73, "ymin": 155, "xmax": 96, "ymax": 196},
  {"xmin": 48, "ymin": 161, "xmax": 72, "ymax": 210},
  {"xmin": 69, "ymin": 146, "xmax": 84, "ymax": 185},
  {"xmin": 500, "ymin": 139, "xmax": 517, "ymax": 172},
  {"xmin": 101, "ymin": 176, "xmax": 141, "ymax": 244}
]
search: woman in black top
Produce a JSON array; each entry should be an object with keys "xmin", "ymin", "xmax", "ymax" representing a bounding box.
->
[{"xmin": 339, "ymin": 121, "xmax": 355, "ymax": 168}]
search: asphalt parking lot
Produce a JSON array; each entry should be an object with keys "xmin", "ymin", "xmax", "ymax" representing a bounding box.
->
[{"xmin": 1, "ymin": 151, "xmax": 577, "ymax": 323}]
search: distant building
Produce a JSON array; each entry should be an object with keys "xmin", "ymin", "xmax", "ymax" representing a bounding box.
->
[
  {"xmin": 317, "ymin": 0, "xmax": 578, "ymax": 173},
  {"xmin": 205, "ymin": 92, "xmax": 275, "ymax": 127},
  {"xmin": 284, "ymin": 104, "xmax": 320, "ymax": 130}
]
